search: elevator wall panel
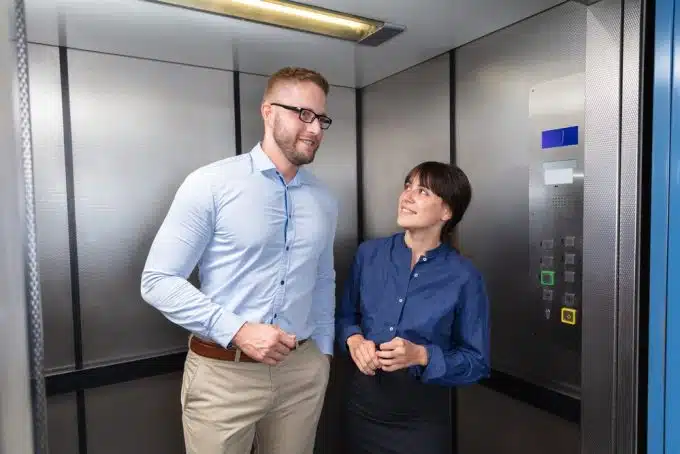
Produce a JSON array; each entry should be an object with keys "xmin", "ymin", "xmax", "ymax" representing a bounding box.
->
[
  {"xmin": 67, "ymin": 50, "xmax": 237, "ymax": 366},
  {"xmin": 456, "ymin": 386, "xmax": 579, "ymax": 454},
  {"xmin": 455, "ymin": 1, "xmax": 586, "ymax": 394},
  {"xmin": 239, "ymin": 73, "xmax": 358, "ymax": 454},
  {"xmin": 28, "ymin": 43, "xmax": 76, "ymax": 373},
  {"xmin": 85, "ymin": 373, "xmax": 184, "ymax": 454},
  {"xmin": 361, "ymin": 53, "xmax": 450, "ymax": 239},
  {"xmin": 47, "ymin": 394, "xmax": 79, "ymax": 454}
]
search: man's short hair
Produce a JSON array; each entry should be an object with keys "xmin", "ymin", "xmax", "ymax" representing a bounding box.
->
[{"xmin": 264, "ymin": 67, "xmax": 330, "ymax": 99}]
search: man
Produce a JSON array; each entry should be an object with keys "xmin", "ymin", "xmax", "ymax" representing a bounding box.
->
[{"xmin": 141, "ymin": 67, "xmax": 338, "ymax": 454}]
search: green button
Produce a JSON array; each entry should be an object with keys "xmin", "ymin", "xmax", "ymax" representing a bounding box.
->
[{"xmin": 540, "ymin": 271, "xmax": 555, "ymax": 286}]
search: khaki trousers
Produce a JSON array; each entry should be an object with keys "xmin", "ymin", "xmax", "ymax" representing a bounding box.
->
[{"xmin": 180, "ymin": 338, "xmax": 330, "ymax": 454}]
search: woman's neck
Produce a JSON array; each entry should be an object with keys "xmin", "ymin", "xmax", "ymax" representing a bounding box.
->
[{"xmin": 404, "ymin": 229, "xmax": 441, "ymax": 268}]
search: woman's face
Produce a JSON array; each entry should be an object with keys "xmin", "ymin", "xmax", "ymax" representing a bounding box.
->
[{"xmin": 396, "ymin": 173, "xmax": 452, "ymax": 233}]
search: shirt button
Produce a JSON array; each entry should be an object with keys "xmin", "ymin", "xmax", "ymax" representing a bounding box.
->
[
  {"xmin": 286, "ymin": 246, "xmax": 290, "ymax": 251},
  {"xmin": 280, "ymin": 280, "xmax": 284, "ymax": 285},
  {"xmin": 422, "ymin": 257, "xmax": 428, "ymax": 262},
  {"xmin": 414, "ymin": 273, "xmax": 419, "ymax": 278},
  {"xmin": 398, "ymin": 298, "xmax": 403, "ymax": 303},
  {"xmin": 389, "ymin": 326, "xmax": 394, "ymax": 331}
]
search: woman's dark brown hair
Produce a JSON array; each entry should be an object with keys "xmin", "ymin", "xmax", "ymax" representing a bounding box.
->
[{"xmin": 404, "ymin": 161, "xmax": 472, "ymax": 247}]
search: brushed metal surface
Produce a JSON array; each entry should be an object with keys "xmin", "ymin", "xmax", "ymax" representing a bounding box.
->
[
  {"xmin": 0, "ymin": 0, "xmax": 35, "ymax": 452},
  {"xmin": 46, "ymin": 394, "xmax": 79, "ymax": 454},
  {"xmin": 582, "ymin": 0, "xmax": 622, "ymax": 453},
  {"xmin": 27, "ymin": 42, "xmax": 75, "ymax": 373},
  {"xmin": 238, "ymin": 72, "xmax": 358, "ymax": 454},
  {"xmin": 66, "ymin": 49, "xmax": 237, "ymax": 366},
  {"xmin": 85, "ymin": 373, "xmax": 184, "ymax": 454},
  {"xmin": 361, "ymin": 53, "xmax": 450, "ymax": 239},
  {"xmin": 456, "ymin": 385, "xmax": 580, "ymax": 454},
  {"xmin": 455, "ymin": 1, "xmax": 586, "ymax": 394},
  {"xmin": 616, "ymin": 0, "xmax": 642, "ymax": 452}
]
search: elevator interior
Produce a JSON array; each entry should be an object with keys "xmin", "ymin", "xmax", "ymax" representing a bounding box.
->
[{"xmin": 1, "ymin": 0, "xmax": 647, "ymax": 452}]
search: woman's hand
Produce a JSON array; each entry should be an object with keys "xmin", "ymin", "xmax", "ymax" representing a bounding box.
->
[
  {"xmin": 377, "ymin": 337, "xmax": 428, "ymax": 372},
  {"xmin": 347, "ymin": 334, "xmax": 381, "ymax": 375}
]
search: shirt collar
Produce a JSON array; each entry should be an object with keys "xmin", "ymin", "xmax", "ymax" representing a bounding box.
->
[
  {"xmin": 397, "ymin": 232, "xmax": 449, "ymax": 260},
  {"xmin": 248, "ymin": 142, "xmax": 312, "ymax": 186}
]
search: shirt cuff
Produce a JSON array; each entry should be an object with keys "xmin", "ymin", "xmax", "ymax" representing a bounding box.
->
[
  {"xmin": 337, "ymin": 325, "xmax": 363, "ymax": 354},
  {"xmin": 421, "ymin": 344, "xmax": 446, "ymax": 382},
  {"xmin": 313, "ymin": 333, "xmax": 335, "ymax": 356},
  {"xmin": 208, "ymin": 310, "xmax": 247, "ymax": 348}
]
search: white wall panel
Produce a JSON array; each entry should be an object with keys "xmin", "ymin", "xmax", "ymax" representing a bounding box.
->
[
  {"xmin": 67, "ymin": 49, "xmax": 237, "ymax": 366},
  {"xmin": 28, "ymin": 43, "xmax": 76, "ymax": 373},
  {"xmin": 361, "ymin": 53, "xmax": 450, "ymax": 239}
]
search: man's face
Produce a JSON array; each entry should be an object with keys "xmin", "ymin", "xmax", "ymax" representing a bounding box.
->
[{"xmin": 265, "ymin": 81, "xmax": 328, "ymax": 166}]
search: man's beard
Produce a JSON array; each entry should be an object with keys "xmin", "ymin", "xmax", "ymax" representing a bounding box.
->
[{"xmin": 273, "ymin": 122, "xmax": 319, "ymax": 166}]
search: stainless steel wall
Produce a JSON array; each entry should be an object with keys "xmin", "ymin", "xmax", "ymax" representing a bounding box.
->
[
  {"xmin": 28, "ymin": 44, "xmax": 238, "ymax": 452},
  {"xmin": 238, "ymin": 71, "xmax": 358, "ymax": 454},
  {"xmin": 454, "ymin": 2, "xmax": 586, "ymax": 451},
  {"xmin": 28, "ymin": 43, "xmax": 74, "ymax": 373},
  {"xmin": 361, "ymin": 53, "xmax": 451, "ymax": 239},
  {"xmin": 67, "ymin": 49, "xmax": 237, "ymax": 366},
  {"xmin": 456, "ymin": 1, "xmax": 587, "ymax": 393}
]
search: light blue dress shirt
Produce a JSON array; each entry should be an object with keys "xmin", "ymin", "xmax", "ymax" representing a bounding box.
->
[{"xmin": 141, "ymin": 143, "xmax": 339, "ymax": 355}]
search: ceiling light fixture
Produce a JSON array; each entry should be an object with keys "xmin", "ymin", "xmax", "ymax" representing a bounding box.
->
[{"xmin": 145, "ymin": 0, "xmax": 405, "ymax": 46}]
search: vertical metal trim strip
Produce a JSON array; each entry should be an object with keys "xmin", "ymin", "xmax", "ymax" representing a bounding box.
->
[
  {"xmin": 582, "ymin": 1, "xmax": 622, "ymax": 452},
  {"xmin": 14, "ymin": 0, "xmax": 49, "ymax": 452},
  {"xmin": 617, "ymin": 0, "xmax": 643, "ymax": 452}
]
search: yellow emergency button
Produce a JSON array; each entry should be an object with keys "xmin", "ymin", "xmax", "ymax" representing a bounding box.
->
[{"xmin": 561, "ymin": 307, "xmax": 577, "ymax": 325}]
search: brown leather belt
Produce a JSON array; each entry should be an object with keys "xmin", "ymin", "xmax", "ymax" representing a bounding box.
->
[{"xmin": 189, "ymin": 335, "xmax": 308, "ymax": 363}]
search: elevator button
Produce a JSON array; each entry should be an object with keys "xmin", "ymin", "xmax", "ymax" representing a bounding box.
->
[
  {"xmin": 564, "ymin": 253, "xmax": 576, "ymax": 265},
  {"xmin": 564, "ymin": 271, "xmax": 575, "ymax": 283},
  {"xmin": 561, "ymin": 308, "xmax": 577, "ymax": 325},
  {"xmin": 563, "ymin": 236, "xmax": 576, "ymax": 247},
  {"xmin": 540, "ymin": 271, "xmax": 555, "ymax": 286},
  {"xmin": 541, "ymin": 256, "xmax": 554, "ymax": 268},
  {"xmin": 542, "ymin": 289, "xmax": 553, "ymax": 301},
  {"xmin": 541, "ymin": 239, "xmax": 554, "ymax": 249},
  {"xmin": 564, "ymin": 293, "xmax": 576, "ymax": 306}
]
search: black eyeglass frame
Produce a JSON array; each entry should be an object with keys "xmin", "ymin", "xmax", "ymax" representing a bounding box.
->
[{"xmin": 270, "ymin": 102, "xmax": 333, "ymax": 130}]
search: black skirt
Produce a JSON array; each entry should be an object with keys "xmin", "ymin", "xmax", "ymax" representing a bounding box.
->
[{"xmin": 341, "ymin": 367, "xmax": 452, "ymax": 454}]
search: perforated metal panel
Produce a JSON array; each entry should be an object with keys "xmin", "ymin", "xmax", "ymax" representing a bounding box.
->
[
  {"xmin": 582, "ymin": 1, "xmax": 622, "ymax": 452},
  {"xmin": 67, "ymin": 49, "xmax": 237, "ymax": 366},
  {"xmin": 616, "ymin": 0, "xmax": 642, "ymax": 452}
]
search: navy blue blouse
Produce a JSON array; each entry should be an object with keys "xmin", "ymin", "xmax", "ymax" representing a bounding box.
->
[{"xmin": 336, "ymin": 233, "xmax": 491, "ymax": 386}]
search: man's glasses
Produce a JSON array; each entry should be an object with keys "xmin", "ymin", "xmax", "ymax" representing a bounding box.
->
[{"xmin": 271, "ymin": 103, "xmax": 332, "ymax": 130}]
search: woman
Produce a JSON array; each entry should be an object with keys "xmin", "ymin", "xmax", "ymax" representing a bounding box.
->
[{"xmin": 336, "ymin": 161, "xmax": 491, "ymax": 454}]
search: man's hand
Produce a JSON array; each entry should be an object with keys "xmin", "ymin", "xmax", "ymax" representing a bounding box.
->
[
  {"xmin": 347, "ymin": 334, "xmax": 380, "ymax": 375},
  {"xmin": 231, "ymin": 323, "xmax": 297, "ymax": 365},
  {"xmin": 377, "ymin": 337, "xmax": 428, "ymax": 372}
]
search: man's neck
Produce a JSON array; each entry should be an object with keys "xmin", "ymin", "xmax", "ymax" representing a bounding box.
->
[{"xmin": 261, "ymin": 138, "xmax": 298, "ymax": 183}]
